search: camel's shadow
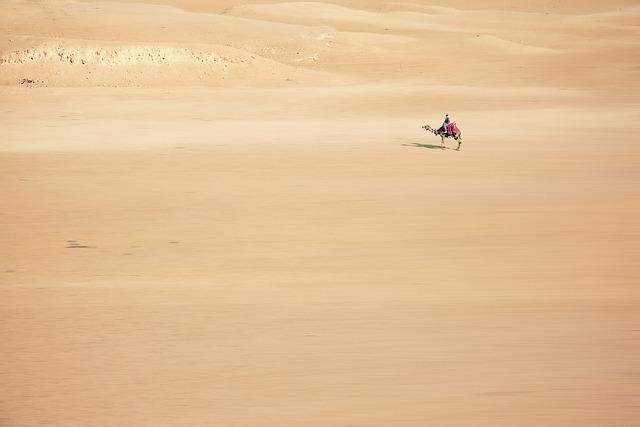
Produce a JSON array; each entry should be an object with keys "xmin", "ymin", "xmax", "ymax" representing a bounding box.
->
[{"xmin": 402, "ymin": 143, "xmax": 457, "ymax": 151}]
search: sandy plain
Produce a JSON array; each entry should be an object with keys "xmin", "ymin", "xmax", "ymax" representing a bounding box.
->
[{"xmin": 1, "ymin": 1, "xmax": 639, "ymax": 426}]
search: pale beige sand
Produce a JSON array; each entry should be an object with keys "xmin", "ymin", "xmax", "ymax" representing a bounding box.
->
[{"xmin": 1, "ymin": 1, "xmax": 639, "ymax": 426}]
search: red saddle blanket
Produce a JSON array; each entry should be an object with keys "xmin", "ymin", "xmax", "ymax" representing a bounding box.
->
[{"xmin": 437, "ymin": 122, "xmax": 460, "ymax": 135}]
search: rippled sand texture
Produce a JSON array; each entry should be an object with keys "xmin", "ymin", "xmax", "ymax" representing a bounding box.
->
[{"xmin": 1, "ymin": 1, "xmax": 639, "ymax": 426}]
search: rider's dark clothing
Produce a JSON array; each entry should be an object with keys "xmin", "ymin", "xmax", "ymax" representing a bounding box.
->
[{"xmin": 441, "ymin": 116, "xmax": 451, "ymax": 134}]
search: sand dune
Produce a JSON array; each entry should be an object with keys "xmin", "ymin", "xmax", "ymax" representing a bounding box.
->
[
  {"xmin": 2, "ymin": 0, "xmax": 638, "ymax": 89},
  {"xmin": 226, "ymin": 2, "xmax": 451, "ymax": 30},
  {"xmin": 469, "ymin": 34, "xmax": 556, "ymax": 54},
  {"xmin": 1, "ymin": 1, "xmax": 639, "ymax": 426}
]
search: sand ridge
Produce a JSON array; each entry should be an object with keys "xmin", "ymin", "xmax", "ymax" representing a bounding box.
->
[{"xmin": 1, "ymin": 1, "xmax": 639, "ymax": 426}]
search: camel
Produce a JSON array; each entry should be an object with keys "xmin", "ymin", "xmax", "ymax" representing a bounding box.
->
[{"xmin": 422, "ymin": 124, "xmax": 462, "ymax": 151}]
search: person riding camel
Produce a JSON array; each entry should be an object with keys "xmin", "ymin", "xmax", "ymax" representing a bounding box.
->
[{"xmin": 421, "ymin": 116, "xmax": 462, "ymax": 150}]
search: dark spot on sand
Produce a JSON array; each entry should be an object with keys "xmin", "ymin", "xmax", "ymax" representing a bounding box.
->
[{"xmin": 66, "ymin": 241, "xmax": 96, "ymax": 249}]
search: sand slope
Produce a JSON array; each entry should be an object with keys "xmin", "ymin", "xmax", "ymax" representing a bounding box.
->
[{"xmin": 1, "ymin": 1, "xmax": 639, "ymax": 426}]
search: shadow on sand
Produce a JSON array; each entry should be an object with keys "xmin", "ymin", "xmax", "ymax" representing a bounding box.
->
[{"xmin": 402, "ymin": 143, "xmax": 457, "ymax": 151}]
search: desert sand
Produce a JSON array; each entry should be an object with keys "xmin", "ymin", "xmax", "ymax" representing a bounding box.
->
[{"xmin": 1, "ymin": 1, "xmax": 639, "ymax": 426}]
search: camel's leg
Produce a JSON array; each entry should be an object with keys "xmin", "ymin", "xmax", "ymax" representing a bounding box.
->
[{"xmin": 440, "ymin": 135, "xmax": 445, "ymax": 146}]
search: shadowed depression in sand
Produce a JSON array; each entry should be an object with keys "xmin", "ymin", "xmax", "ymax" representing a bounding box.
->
[{"xmin": 1, "ymin": 1, "xmax": 639, "ymax": 426}]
